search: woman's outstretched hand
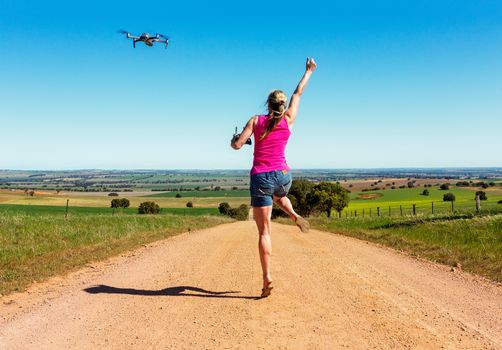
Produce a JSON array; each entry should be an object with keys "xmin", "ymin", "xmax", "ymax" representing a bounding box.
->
[{"xmin": 306, "ymin": 57, "xmax": 317, "ymax": 73}]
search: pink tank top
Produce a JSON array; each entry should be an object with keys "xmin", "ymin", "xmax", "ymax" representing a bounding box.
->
[{"xmin": 250, "ymin": 115, "xmax": 291, "ymax": 175}]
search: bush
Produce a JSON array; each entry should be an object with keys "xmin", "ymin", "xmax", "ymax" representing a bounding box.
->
[
  {"xmin": 108, "ymin": 192, "xmax": 119, "ymax": 197},
  {"xmin": 138, "ymin": 201, "xmax": 160, "ymax": 214},
  {"xmin": 475, "ymin": 191, "xmax": 488, "ymax": 201},
  {"xmin": 422, "ymin": 189, "xmax": 430, "ymax": 196},
  {"xmin": 229, "ymin": 204, "xmax": 249, "ymax": 221},
  {"xmin": 186, "ymin": 201, "xmax": 193, "ymax": 208},
  {"xmin": 218, "ymin": 202, "xmax": 231, "ymax": 215},
  {"xmin": 399, "ymin": 185, "xmax": 406, "ymax": 189},
  {"xmin": 440, "ymin": 184, "xmax": 449, "ymax": 190},
  {"xmin": 443, "ymin": 193, "xmax": 456, "ymax": 202},
  {"xmin": 111, "ymin": 198, "xmax": 130, "ymax": 209},
  {"xmin": 407, "ymin": 181, "xmax": 415, "ymax": 188},
  {"xmin": 175, "ymin": 193, "xmax": 182, "ymax": 198},
  {"xmin": 498, "ymin": 200, "xmax": 502, "ymax": 204},
  {"xmin": 456, "ymin": 181, "xmax": 470, "ymax": 187}
]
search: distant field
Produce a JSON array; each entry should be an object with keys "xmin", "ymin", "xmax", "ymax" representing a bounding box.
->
[
  {"xmin": 344, "ymin": 186, "xmax": 502, "ymax": 216},
  {"xmin": 146, "ymin": 189, "xmax": 250, "ymax": 198},
  {"xmin": 0, "ymin": 204, "xmax": 219, "ymax": 216},
  {"xmin": 0, "ymin": 190, "xmax": 249, "ymax": 209}
]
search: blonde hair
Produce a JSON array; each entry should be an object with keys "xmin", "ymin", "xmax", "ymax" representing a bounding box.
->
[{"xmin": 260, "ymin": 90, "xmax": 287, "ymax": 141}]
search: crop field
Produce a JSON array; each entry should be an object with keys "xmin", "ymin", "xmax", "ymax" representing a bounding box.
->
[
  {"xmin": 146, "ymin": 189, "xmax": 250, "ymax": 198},
  {"xmin": 343, "ymin": 186, "xmax": 502, "ymax": 216},
  {"xmin": 0, "ymin": 204, "xmax": 219, "ymax": 216},
  {"xmin": 0, "ymin": 190, "xmax": 249, "ymax": 209}
]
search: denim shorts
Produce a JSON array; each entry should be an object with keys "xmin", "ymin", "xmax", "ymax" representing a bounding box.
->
[{"xmin": 250, "ymin": 170, "xmax": 292, "ymax": 207}]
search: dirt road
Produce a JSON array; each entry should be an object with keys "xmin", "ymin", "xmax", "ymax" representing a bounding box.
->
[{"xmin": 1, "ymin": 221, "xmax": 501, "ymax": 349}]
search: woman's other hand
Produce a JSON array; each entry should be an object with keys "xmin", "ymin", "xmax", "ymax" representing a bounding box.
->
[{"xmin": 306, "ymin": 57, "xmax": 317, "ymax": 73}]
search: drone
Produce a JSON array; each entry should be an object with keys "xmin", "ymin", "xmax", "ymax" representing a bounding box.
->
[{"xmin": 118, "ymin": 30, "xmax": 170, "ymax": 49}]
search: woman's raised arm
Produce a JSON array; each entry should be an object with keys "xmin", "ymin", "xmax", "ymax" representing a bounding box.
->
[{"xmin": 286, "ymin": 58, "xmax": 317, "ymax": 125}]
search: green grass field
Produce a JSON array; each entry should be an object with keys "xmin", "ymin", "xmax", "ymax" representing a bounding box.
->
[
  {"xmin": 344, "ymin": 187, "xmax": 502, "ymax": 216},
  {"xmin": 0, "ymin": 204, "xmax": 219, "ymax": 216},
  {"xmin": 0, "ymin": 211, "xmax": 231, "ymax": 295}
]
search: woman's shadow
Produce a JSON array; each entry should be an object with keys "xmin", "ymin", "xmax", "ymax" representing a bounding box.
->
[{"xmin": 84, "ymin": 285, "xmax": 260, "ymax": 300}]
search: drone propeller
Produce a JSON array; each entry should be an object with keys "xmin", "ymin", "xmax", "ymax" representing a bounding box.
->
[
  {"xmin": 117, "ymin": 29, "xmax": 129, "ymax": 35},
  {"xmin": 157, "ymin": 33, "xmax": 170, "ymax": 40}
]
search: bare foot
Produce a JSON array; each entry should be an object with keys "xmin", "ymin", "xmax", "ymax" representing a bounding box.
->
[
  {"xmin": 261, "ymin": 281, "xmax": 274, "ymax": 298},
  {"xmin": 295, "ymin": 216, "xmax": 310, "ymax": 233}
]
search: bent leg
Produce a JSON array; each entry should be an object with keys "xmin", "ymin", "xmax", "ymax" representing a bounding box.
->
[
  {"xmin": 253, "ymin": 205, "xmax": 273, "ymax": 288},
  {"xmin": 273, "ymin": 195, "xmax": 299, "ymax": 221}
]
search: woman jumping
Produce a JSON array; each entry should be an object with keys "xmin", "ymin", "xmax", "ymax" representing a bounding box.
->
[{"xmin": 231, "ymin": 57, "xmax": 317, "ymax": 297}]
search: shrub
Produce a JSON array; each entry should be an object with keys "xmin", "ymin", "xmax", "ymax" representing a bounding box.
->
[
  {"xmin": 232, "ymin": 186, "xmax": 238, "ymax": 190},
  {"xmin": 111, "ymin": 198, "xmax": 130, "ymax": 209},
  {"xmin": 481, "ymin": 183, "xmax": 489, "ymax": 189},
  {"xmin": 214, "ymin": 186, "xmax": 221, "ymax": 191},
  {"xmin": 407, "ymin": 181, "xmax": 415, "ymax": 188},
  {"xmin": 220, "ymin": 203, "xmax": 249, "ymax": 221},
  {"xmin": 218, "ymin": 202, "xmax": 231, "ymax": 215},
  {"xmin": 443, "ymin": 193, "xmax": 456, "ymax": 202},
  {"xmin": 399, "ymin": 185, "xmax": 406, "ymax": 189},
  {"xmin": 229, "ymin": 204, "xmax": 249, "ymax": 221},
  {"xmin": 422, "ymin": 189, "xmax": 430, "ymax": 196},
  {"xmin": 391, "ymin": 186, "xmax": 396, "ymax": 189},
  {"xmin": 186, "ymin": 201, "xmax": 193, "ymax": 208},
  {"xmin": 498, "ymin": 200, "xmax": 502, "ymax": 204},
  {"xmin": 108, "ymin": 192, "xmax": 119, "ymax": 197},
  {"xmin": 138, "ymin": 201, "xmax": 160, "ymax": 214},
  {"xmin": 175, "ymin": 193, "xmax": 182, "ymax": 198},
  {"xmin": 475, "ymin": 191, "xmax": 488, "ymax": 201},
  {"xmin": 456, "ymin": 181, "xmax": 470, "ymax": 187}
]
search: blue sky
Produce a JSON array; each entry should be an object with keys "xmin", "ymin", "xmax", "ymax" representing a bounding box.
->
[{"xmin": 1, "ymin": 0, "xmax": 501, "ymax": 170}]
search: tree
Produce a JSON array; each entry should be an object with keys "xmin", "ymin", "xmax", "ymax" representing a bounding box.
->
[
  {"xmin": 475, "ymin": 191, "xmax": 488, "ymax": 201},
  {"xmin": 218, "ymin": 202, "xmax": 231, "ymax": 215},
  {"xmin": 440, "ymin": 184, "xmax": 449, "ymax": 190},
  {"xmin": 186, "ymin": 201, "xmax": 193, "ymax": 208},
  {"xmin": 138, "ymin": 201, "xmax": 161, "ymax": 214},
  {"xmin": 111, "ymin": 198, "xmax": 130, "ymax": 209},
  {"xmin": 306, "ymin": 182, "xmax": 350, "ymax": 218},
  {"xmin": 443, "ymin": 193, "xmax": 456, "ymax": 202},
  {"xmin": 422, "ymin": 189, "xmax": 430, "ymax": 196},
  {"xmin": 175, "ymin": 193, "xmax": 182, "ymax": 198},
  {"xmin": 108, "ymin": 192, "xmax": 119, "ymax": 197}
]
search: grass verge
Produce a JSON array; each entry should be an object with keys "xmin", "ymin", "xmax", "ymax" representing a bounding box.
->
[
  {"xmin": 278, "ymin": 213, "xmax": 502, "ymax": 282},
  {"xmin": 0, "ymin": 212, "xmax": 231, "ymax": 295}
]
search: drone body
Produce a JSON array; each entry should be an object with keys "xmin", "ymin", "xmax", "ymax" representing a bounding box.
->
[{"xmin": 119, "ymin": 30, "xmax": 170, "ymax": 49}]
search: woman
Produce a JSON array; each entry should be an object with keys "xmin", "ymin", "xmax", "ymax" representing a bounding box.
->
[{"xmin": 231, "ymin": 58, "xmax": 317, "ymax": 297}]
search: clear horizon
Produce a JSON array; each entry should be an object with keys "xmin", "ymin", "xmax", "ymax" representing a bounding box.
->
[{"xmin": 2, "ymin": 1, "xmax": 502, "ymax": 169}]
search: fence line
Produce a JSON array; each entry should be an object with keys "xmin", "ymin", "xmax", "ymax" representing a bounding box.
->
[{"xmin": 340, "ymin": 199, "xmax": 502, "ymax": 219}]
